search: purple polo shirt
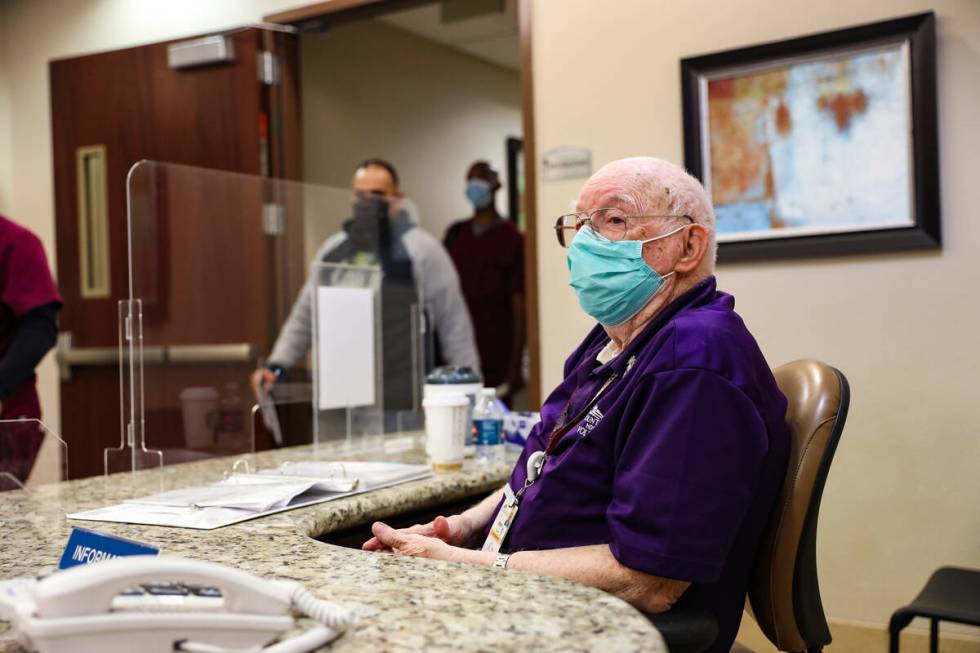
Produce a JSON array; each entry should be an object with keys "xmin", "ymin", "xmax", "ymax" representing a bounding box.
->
[{"xmin": 490, "ymin": 276, "xmax": 789, "ymax": 653}]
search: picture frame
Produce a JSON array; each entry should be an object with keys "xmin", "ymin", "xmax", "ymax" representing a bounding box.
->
[{"xmin": 680, "ymin": 12, "xmax": 940, "ymax": 262}]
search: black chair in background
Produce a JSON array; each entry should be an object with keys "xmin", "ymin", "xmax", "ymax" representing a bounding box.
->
[{"xmin": 889, "ymin": 566, "xmax": 980, "ymax": 653}]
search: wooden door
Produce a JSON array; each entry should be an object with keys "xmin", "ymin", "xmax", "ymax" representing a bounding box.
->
[{"xmin": 51, "ymin": 27, "xmax": 301, "ymax": 479}]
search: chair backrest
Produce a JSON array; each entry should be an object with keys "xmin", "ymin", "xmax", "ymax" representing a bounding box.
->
[{"xmin": 748, "ymin": 359, "xmax": 850, "ymax": 652}]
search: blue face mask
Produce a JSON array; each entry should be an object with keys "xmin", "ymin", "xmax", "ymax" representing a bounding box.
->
[
  {"xmin": 466, "ymin": 179, "xmax": 494, "ymax": 210},
  {"xmin": 567, "ymin": 224, "xmax": 689, "ymax": 326}
]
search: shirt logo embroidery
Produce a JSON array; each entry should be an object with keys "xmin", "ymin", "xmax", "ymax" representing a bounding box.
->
[{"xmin": 577, "ymin": 405, "xmax": 604, "ymax": 437}]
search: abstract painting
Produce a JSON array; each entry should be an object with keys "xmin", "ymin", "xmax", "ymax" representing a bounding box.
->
[{"xmin": 681, "ymin": 13, "xmax": 940, "ymax": 261}]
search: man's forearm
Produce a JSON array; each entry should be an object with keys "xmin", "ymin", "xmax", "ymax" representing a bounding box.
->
[
  {"xmin": 450, "ymin": 543, "xmax": 689, "ymax": 614},
  {"xmin": 267, "ymin": 282, "xmax": 312, "ymax": 368},
  {"xmin": 456, "ymin": 487, "xmax": 504, "ymax": 540}
]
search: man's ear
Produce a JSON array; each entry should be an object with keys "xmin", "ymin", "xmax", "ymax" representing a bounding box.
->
[
  {"xmin": 394, "ymin": 190, "xmax": 405, "ymax": 198},
  {"xmin": 673, "ymin": 224, "xmax": 710, "ymax": 274}
]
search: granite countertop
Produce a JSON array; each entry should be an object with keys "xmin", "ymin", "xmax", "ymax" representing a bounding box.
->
[{"xmin": 0, "ymin": 437, "xmax": 665, "ymax": 652}]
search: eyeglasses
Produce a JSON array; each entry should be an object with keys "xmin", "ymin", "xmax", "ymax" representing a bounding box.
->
[{"xmin": 554, "ymin": 209, "xmax": 693, "ymax": 247}]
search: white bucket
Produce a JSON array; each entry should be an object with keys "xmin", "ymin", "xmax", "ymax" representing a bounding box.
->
[{"xmin": 179, "ymin": 387, "xmax": 219, "ymax": 450}]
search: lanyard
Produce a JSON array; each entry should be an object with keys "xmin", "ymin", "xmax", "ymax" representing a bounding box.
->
[
  {"xmin": 515, "ymin": 354, "xmax": 634, "ymax": 504},
  {"xmin": 484, "ymin": 357, "xmax": 633, "ymax": 554},
  {"xmin": 545, "ymin": 371, "xmax": 619, "ymax": 454},
  {"xmin": 483, "ymin": 363, "xmax": 626, "ymax": 554},
  {"xmin": 509, "ymin": 369, "xmax": 621, "ymax": 504}
]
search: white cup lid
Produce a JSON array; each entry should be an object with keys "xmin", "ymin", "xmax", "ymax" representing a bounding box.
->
[{"xmin": 422, "ymin": 393, "xmax": 469, "ymax": 408}]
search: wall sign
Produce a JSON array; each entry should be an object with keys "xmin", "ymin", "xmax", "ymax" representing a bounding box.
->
[{"xmin": 542, "ymin": 146, "xmax": 591, "ymax": 181}]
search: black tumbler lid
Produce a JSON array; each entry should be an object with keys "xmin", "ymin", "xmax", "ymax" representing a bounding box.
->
[{"xmin": 425, "ymin": 365, "xmax": 482, "ymax": 385}]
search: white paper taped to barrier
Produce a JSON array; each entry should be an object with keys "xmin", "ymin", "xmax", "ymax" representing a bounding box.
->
[{"xmin": 316, "ymin": 286, "xmax": 376, "ymax": 410}]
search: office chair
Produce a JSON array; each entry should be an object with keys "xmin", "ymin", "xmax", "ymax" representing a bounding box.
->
[
  {"xmin": 889, "ymin": 566, "xmax": 980, "ymax": 653},
  {"xmin": 649, "ymin": 359, "xmax": 850, "ymax": 653}
]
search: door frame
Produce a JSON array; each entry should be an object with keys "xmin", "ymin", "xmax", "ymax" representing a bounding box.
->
[{"xmin": 264, "ymin": 0, "xmax": 542, "ymax": 407}]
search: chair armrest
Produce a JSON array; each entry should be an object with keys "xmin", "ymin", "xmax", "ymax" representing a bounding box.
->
[{"xmin": 646, "ymin": 607, "xmax": 720, "ymax": 653}]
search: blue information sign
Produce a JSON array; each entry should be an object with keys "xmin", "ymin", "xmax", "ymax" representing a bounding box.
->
[{"xmin": 58, "ymin": 526, "xmax": 159, "ymax": 570}]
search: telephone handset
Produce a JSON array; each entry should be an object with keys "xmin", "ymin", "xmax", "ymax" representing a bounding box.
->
[{"xmin": 0, "ymin": 555, "xmax": 354, "ymax": 653}]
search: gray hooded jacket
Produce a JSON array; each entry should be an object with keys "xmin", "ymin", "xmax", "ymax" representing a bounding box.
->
[{"xmin": 268, "ymin": 200, "xmax": 480, "ymax": 374}]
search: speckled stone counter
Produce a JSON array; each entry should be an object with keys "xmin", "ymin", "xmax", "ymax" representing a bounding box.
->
[{"xmin": 0, "ymin": 438, "xmax": 665, "ymax": 652}]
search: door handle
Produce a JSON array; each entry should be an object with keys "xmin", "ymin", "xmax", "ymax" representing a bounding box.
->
[
  {"xmin": 167, "ymin": 343, "xmax": 256, "ymax": 364},
  {"xmin": 57, "ymin": 332, "xmax": 256, "ymax": 381},
  {"xmin": 56, "ymin": 332, "xmax": 162, "ymax": 381}
]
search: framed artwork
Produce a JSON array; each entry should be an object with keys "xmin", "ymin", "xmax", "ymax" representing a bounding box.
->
[{"xmin": 681, "ymin": 12, "xmax": 940, "ymax": 262}]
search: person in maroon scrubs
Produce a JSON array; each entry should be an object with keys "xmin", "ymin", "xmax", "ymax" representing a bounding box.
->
[
  {"xmin": 0, "ymin": 215, "xmax": 61, "ymax": 485},
  {"xmin": 443, "ymin": 161, "xmax": 525, "ymax": 404}
]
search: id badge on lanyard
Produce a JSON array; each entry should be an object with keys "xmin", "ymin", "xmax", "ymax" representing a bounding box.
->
[
  {"xmin": 482, "ymin": 484, "xmax": 519, "ymax": 553},
  {"xmin": 481, "ymin": 451, "xmax": 546, "ymax": 553},
  {"xmin": 479, "ymin": 361, "xmax": 627, "ymax": 553}
]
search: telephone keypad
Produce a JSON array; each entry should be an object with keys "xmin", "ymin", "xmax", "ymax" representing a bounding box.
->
[
  {"xmin": 111, "ymin": 583, "xmax": 224, "ymax": 612},
  {"xmin": 143, "ymin": 582, "xmax": 190, "ymax": 596},
  {"xmin": 187, "ymin": 585, "xmax": 222, "ymax": 598}
]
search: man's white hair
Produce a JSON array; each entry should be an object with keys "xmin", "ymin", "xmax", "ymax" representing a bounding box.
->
[{"xmin": 587, "ymin": 157, "xmax": 717, "ymax": 269}]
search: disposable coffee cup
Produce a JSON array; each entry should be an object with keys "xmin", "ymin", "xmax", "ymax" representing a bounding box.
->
[
  {"xmin": 179, "ymin": 386, "xmax": 219, "ymax": 450},
  {"xmin": 424, "ymin": 365, "xmax": 482, "ymax": 455},
  {"xmin": 422, "ymin": 393, "xmax": 469, "ymax": 472}
]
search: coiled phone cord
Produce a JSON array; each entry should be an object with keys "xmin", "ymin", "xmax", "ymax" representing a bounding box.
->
[{"xmin": 176, "ymin": 583, "xmax": 355, "ymax": 653}]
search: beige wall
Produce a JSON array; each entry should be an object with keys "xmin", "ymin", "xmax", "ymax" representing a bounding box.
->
[
  {"xmin": 531, "ymin": 0, "xmax": 980, "ymax": 640},
  {"xmin": 301, "ymin": 19, "xmax": 521, "ymax": 252},
  {"xmin": 0, "ymin": 7, "xmax": 13, "ymax": 214}
]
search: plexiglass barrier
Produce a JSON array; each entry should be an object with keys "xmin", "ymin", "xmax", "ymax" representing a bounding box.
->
[
  {"xmin": 0, "ymin": 419, "xmax": 68, "ymax": 491},
  {"xmin": 117, "ymin": 161, "xmax": 426, "ymax": 473}
]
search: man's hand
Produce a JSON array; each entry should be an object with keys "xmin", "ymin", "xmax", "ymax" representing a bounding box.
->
[
  {"xmin": 365, "ymin": 522, "xmax": 460, "ymax": 561},
  {"xmin": 250, "ymin": 368, "xmax": 276, "ymax": 400},
  {"xmin": 362, "ymin": 514, "xmax": 474, "ymax": 552}
]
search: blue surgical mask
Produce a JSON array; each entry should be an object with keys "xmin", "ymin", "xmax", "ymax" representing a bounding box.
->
[
  {"xmin": 567, "ymin": 224, "xmax": 689, "ymax": 326},
  {"xmin": 466, "ymin": 179, "xmax": 494, "ymax": 210}
]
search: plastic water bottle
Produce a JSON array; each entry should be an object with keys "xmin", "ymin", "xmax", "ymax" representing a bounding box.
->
[{"xmin": 473, "ymin": 388, "xmax": 504, "ymax": 464}]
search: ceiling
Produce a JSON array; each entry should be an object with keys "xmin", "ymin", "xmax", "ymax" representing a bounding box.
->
[{"xmin": 378, "ymin": 0, "xmax": 520, "ymax": 71}]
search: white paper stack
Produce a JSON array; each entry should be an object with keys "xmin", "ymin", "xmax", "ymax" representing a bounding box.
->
[
  {"xmin": 68, "ymin": 461, "xmax": 432, "ymax": 530},
  {"xmin": 261, "ymin": 461, "xmax": 433, "ymax": 490}
]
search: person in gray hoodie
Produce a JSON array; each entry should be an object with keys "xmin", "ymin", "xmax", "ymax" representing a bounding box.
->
[{"xmin": 252, "ymin": 159, "xmax": 479, "ymax": 422}]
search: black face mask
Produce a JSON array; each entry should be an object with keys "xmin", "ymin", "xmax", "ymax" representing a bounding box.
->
[{"xmin": 347, "ymin": 195, "xmax": 391, "ymax": 252}]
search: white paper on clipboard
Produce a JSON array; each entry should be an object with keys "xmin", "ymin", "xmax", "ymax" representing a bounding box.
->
[
  {"xmin": 316, "ymin": 286, "xmax": 376, "ymax": 410},
  {"xmin": 66, "ymin": 463, "xmax": 432, "ymax": 530}
]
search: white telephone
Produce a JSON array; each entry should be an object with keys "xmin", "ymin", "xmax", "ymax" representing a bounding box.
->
[{"xmin": 0, "ymin": 555, "xmax": 354, "ymax": 653}]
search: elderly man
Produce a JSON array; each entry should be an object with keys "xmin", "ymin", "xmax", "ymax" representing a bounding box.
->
[{"xmin": 364, "ymin": 157, "xmax": 790, "ymax": 653}]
